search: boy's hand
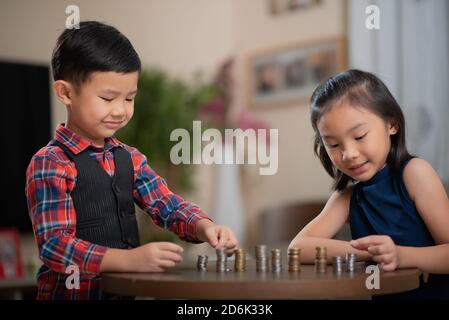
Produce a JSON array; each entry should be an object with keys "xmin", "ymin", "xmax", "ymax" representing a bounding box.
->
[
  {"xmin": 129, "ymin": 242, "xmax": 183, "ymax": 272},
  {"xmin": 196, "ymin": 219, "xmax": 238, "ymax": 255},
  {"xmin": 350, "ymin": 235, "xmax": 400, "ymax": 272}
]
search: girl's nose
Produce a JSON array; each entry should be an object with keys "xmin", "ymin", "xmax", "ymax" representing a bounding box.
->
[{"xmin": 341, "ymin": 145, "xmax": 360, "ymax": 162}]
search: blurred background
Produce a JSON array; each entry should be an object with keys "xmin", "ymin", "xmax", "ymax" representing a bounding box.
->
[{"xmin": 0, "ymin": 0, "xmax": 448, "ymax": 299}]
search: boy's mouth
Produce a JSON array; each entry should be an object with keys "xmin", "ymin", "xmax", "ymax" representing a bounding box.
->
[{"xmin": 102, "ymin": 121, "xmax": 124, "ymax": 129}]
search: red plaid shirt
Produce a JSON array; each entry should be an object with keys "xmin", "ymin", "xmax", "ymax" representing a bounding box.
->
[{"xmin": 25, "ymin": 124, "xmax": 210, "ymax": 299}]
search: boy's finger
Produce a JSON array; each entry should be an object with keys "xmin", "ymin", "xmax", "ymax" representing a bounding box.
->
[
  {"xmin": 226, "ymin": 247, "xmax": 237, "ymax": 256},
  {"xmin": 226, "ymin": 239, "xmax": 238, "ymax": 250},
  {"xmin": 153, "ymin": 267, "xmax": 166, "ymax": 272},
  {"xmin": 225, "ymin": 240, "xmax": 238, "ymax": 256},
  {"xmin": 206, "ymin": 228, "xmax": 218, "ymax": 247},
  {"xmin": 158, "ymin": 260, "xmax": 177, "ymax": 269},
  {"xmin": 216, "ymin": 229, "xmax": 228, "ymax": 249},
  {"xmin": 158, "ymin": 242, "xmax": 184, "ymax": 253},
  {"xmin": 226, "ymin": 242, "xmax": 237, "ymax": 252},
  {"xmin": 159, "ymin": 251, "xmax": 183, "ymax": 262}
]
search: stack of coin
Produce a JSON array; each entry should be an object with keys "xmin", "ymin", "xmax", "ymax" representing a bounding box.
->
[
  {"xmin": 345, "ymin": 253, "xmax": 356, "ymax": 272},
  {"xmin": 288, "ymin": 248, "xmax": 301, "ymax": 272},
  {"xmin": 314, "ymin": 246, "xmax": 327, "ymax": 273},
  {"xmin": 271, "ymin": 249, "xmax": 282, "ymax": 273},
  {"xmin": 234, "ymin": 248, "xmax": 246, "ymax": 271},
  {"xmin": 216, "ymin": 248, "xmax": 228, "ymax": 272},
  {"xmin": 255, "ymin": 245, "xmax": 269, "ymax": 272},
  {"xmin": 197, "ymin": 255, "xmax": 208, "ymax": 271},
  {"xmin": 332, "ymin": 256, "xmax": 343, "ymax": 274}
]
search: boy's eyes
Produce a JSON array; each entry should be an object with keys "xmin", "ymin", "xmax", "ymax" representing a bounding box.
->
[{"xmin": 100, "ymin": 97, "xmax": 134, "ymax": 102}]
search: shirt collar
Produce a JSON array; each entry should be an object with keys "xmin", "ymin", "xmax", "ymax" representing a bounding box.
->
[
  {"xmin": 359, "ymin": 163, "xmax": 392, "ymax": 187},
  {"xmin": 53, "ymin": 123, "xmax": 123, "ymax": 154}
]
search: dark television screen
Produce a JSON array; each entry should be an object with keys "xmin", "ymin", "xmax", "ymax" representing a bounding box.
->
[{"xmin": 0, "ymin": 61, "xmax": 51, "ymax": 232}]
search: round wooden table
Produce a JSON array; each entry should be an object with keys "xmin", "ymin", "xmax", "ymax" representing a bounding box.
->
[{"xmin": 101, "ymin": 260, "xmax": 421, "ymax": 299}]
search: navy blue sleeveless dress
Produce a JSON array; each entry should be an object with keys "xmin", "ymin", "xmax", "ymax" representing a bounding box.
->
[{"xmin": 349, "ymin": 159, "xmax": 449, "ymax": 299}]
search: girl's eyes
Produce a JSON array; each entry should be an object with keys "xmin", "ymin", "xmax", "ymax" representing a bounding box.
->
[
  {"xmin": 325, "ymin": 133, "xmax": 368, "ymax": 149},
  {"xmin": 355, "ymin": 133, "xmax": 368, "ymax": 140}
]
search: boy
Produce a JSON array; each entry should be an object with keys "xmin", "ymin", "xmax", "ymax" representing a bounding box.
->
[{"xmin": 25, "ymin": 21, "xmax": 238, "ymax": 300}]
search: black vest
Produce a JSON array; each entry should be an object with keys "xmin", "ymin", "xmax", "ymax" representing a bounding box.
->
[{"xmin": 52, "ymin": 140, "xmax": 140, "ymax": 249}]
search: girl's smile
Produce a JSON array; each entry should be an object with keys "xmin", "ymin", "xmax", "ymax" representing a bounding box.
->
[
  {"xmin": 348, "ymin": 160, "xmax": 370, "ymax": 176},
  {"xmin": 317, "ymin": 102, "xmax": 397, "ymax": 182}
]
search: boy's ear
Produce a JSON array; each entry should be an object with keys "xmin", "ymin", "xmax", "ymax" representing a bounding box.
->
[{"xmin": 53, "ymin": 80, "xmax": 75, "ymax": 106}]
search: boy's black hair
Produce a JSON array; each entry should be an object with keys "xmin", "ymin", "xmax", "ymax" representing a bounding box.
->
[
  {"xmin": 310, "ymin": 69, "xmax": 413, "ymax": 191},
  {"xmin": 51, "ymin": 21, "xmax": 141, "ymax": 88}
]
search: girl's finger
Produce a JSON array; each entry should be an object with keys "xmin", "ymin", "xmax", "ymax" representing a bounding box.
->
[
  {"xmin": 367, "ymin": 244, "xmax": 388, "ymax": 255},
  {"xmin": 380, "ymin": 262, "xmax": 397, "ymax": 272},
  {"xmin": 372, "ymin": 253, "xmax": 393, "ymax": 264},
  {"xmin": 351, "ymin": 235, "xmax": 386, "ymax": 249}
]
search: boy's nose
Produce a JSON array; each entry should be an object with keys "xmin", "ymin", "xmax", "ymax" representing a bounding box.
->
[{"xmin": 110, "ymin": 103, "xmax": 126, "ymax": 117}]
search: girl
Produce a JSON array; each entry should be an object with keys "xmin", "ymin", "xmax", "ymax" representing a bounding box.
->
[{"xmin": 289, "ymin": 70, "xmax": 449, "ymax": 299}]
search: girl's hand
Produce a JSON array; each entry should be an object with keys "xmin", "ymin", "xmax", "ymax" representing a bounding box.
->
[
  {"xmin": 196, "ymin": 219, "xmax": 238, "ymax": 255},
  {"xmin": 350, "ymin": 235, "xmax": 400, "ymax": 272},
  {"xmin": 129, "ymin": 242, "xmax": 183, "ymax": 272}
]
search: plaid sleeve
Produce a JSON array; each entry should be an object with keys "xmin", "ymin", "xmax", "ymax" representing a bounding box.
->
[
  {"xmin": 130, "ymin": 150, "xmax": 212, "ymax": 243},
  {"xmin": 25, "ymin": 151, "xmax": 108, "ymax": 274}
]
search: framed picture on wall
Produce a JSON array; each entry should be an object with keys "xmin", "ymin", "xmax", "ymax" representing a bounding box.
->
[
  {"xmin": 269, "ymin": 0, "xmax": 324, "ymax": 16},
  {"xmin": 247, "ymin": 37, "xmax": 346, "ymax": 109}
]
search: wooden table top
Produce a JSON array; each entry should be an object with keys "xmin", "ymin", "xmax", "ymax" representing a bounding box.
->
[{"xmin": 101, "ymin": 260, "xmax": 421, "ymax": 299}]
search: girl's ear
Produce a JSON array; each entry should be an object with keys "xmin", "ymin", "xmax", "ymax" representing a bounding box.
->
[
  {"xmin": 53, "ymin": 80, "xmax": 74, "ymax": 107},
  {"xmin": 388, "ymin": 121, "xmax": 398, "ymax": 135}
]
